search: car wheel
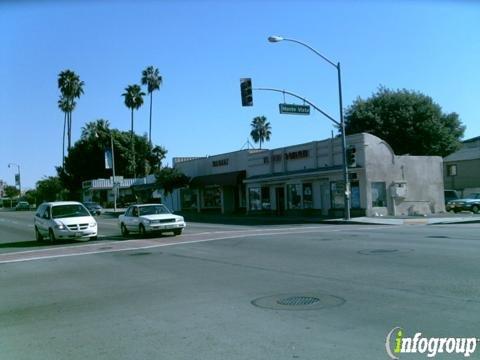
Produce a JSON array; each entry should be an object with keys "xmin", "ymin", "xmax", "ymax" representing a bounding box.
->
[
  {"xmin": 173, "ymin": 229, "xmax": 183, "ymax": 236},
  {"xmin": 48, "ymin": 228, "xmax": 56, "ymax": 243},
  {"xmin": 35, "ymin": 227, "xmax": 44, "ymax": 242},
  {"xmin": 472, "ymin": 205, "xmax": 479, "ymax": 214},
  {"xmin": 121, "ymin": 223, "xmax": 129, "ymax": 237},
  {"xmin": 139, "ymin": 224, "xmax": 146, "ymax": 237},
  {"xmin": 91, "ymin": 236, "xmax": 97, "ymax": 241}
]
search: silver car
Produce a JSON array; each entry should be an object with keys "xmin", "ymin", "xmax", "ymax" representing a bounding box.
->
[{"xmin": 34, "ymin": 201, "xmax": 98, "ymax": 242}]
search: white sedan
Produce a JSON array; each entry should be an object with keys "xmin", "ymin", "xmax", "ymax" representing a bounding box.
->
[{"xmin": 118, "ymin": 204, "xmax": 186, "ymax": 237}]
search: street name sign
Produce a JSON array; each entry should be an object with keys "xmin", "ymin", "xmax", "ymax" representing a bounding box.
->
[{"xmin": 279, "ymin": 103, "xmax": 310, "ymax": 115}]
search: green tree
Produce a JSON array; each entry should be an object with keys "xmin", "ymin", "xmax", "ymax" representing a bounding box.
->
[
  {"xmin": 58, "ymin": 70, "xmax": 84, "ymax": 150},
  {"xmin": 36, "ymin": 177, "xmax": 63, "ymax": 203},
  {"xmin": 122, "ymin": 84, "xmax": 145, "ymax": 177},
  {"xmin": 4, "ymin": 185, "xmax": 19, "ymax": 198},
  {"xmin": 141, "ymin": 66, "xmax": 163, "ymax": 145},
  {"xmin": 155, "ymin": 167, "xmax": 190, "ymax": 195},
  {"xmin": 250, "ymin": 116, "xmax": 272, "ymax": 149},
  {"xmin": 24, "ymin": 189, "xmax": 38, "ymax": 206},
  {"xmin": 344, "ymin": 86, "xmax": 465, "ymax": 157},
  {"xmin": 58, "ymin": 119, "xmax": 166, "ymax": 199}
]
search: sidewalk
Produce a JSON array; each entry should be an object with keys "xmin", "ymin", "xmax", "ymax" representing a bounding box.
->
[
  {"xmin": 101, "ymin": 207, "xmax": 480, "ymax": 226},
  {"xmin": 324, "ymin": 213, "xmax": 480, "ymax": 225}
]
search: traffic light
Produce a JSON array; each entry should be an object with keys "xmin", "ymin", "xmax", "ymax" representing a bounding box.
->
[
  {"xmin": 346, "ymin": 146, "xmax": 356, "ymax": 167},
  {"xmin": 240, "ymin": 78, "xmax": 253, "ymax": 106}
]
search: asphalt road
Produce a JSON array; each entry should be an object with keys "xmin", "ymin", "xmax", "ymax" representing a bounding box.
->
[{"xmin": 1, "ymin": 210, "xmax": 480, "ymax": 359}]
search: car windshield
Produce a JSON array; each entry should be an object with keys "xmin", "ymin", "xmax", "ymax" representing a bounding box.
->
[
  {"xmin": 139, "ymin": 205, "xmax": 171, "ymax": 216},
  {"xmin": 52, "ymin": 204, "xmax": 90, "ymax": 219}
]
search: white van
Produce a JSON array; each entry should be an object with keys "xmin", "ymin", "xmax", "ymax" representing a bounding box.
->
[{"xmin": 34, "ymin": 201, "xmax": 98, "ymax": 242}]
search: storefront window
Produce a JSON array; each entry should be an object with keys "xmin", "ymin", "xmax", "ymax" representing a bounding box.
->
[
  {"xmin": 351, "ymin": 181, "xmax": 360, "ymax": 209},
  {"xmin": 261, "ymin": 187, "xmax": 271, "ymax": 210},
  {"xmin": 203, "ymin": 186, "xmax": 221, "ymax": 208},
  {"xmin": 371, "ymin": 182, "xmax": 387, "ymax": 207},
  {"xmin": 330, "ymin": 181, "xmax": 345, "ymax": 209},
  {"xmin": 181, "ymin": 189, "xmax": 198, "ymax": 210},
  {"xmin": 287, "ymin": 184, "xmax": 302, "ymax": 209},
  {"xmin": 249, "ymin": 188, "xmax": 261, "ymax": 211},
  {"xmin": 303, "ymin": 183, "xmax": 313, "ymax": 209}
]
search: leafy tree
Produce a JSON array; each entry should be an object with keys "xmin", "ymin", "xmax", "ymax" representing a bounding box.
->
[
  {"xmin": 23, "ymin": 189, "xmax": 38, "ymax": 206},
  {"xmin": 4, "ymin": 185, "xmax": 19, "ymax": 198},
  {"xmin": 36, "ymin": 177, "xmax": 63, "ymax": 203},
  {"xmin": 250, "ymin": 116, "xmax": 272, "ymax": 149},
  {"xmin": 141, "ymin": 66, "xmax": 163, "ymax": 145},
  {"xmin": 344, "ymin": 87, "xmax": 465, "ymax": 157},
  {"xmin": 155, "ymin": 167, "xmax": 190, "ymax": 195},
  {"xmin": 58, "ymin": 119, "xmax": 166, "ymax": 199},
  {"xmin": 122, "ymin": 84, "xmax": 145, "ymax": 177},
  {"xmin": 58, "ymin": 70, "xmax": 84, "ymax": 150}
]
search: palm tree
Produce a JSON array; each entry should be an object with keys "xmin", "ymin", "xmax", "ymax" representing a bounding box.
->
[
  {"xmin": 81, "ymin": 119, "xmax": 111, "ymax": 140},
  {"xmin": 250, "ymin": 116, "xmax": 272, "ymax": 149},
  {"xmin": 58, "ymin": 70, "xmax": 84, "ymax": 150},
  {"xmin": 58, "ymin": 95, "xmax": 75, "ymax": 167},
  {"xmin": 141, "ymin": 66, "xmax": 163, "ymax": 145},
  {"xmin": 122, "ymin": 84, "xmax": 145, "ymax": 177}
]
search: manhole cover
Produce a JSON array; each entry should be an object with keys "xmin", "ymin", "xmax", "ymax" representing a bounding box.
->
[
  {"xmin": 358, "ymin": 249, "xmax": 413, "ymax": 255},
  {"xmin": 277, "ymin": 296, "xmax": 320, "ymax": 306},
  {"xmin": 252, "ymin": 293, "xmax": 345, "ymax": 311},
  {"xmin": 128, "ymin": 252, "xmax": 152, "ymax": 256}
]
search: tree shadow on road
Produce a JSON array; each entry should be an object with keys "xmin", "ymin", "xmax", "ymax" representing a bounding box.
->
[{"xmin": 0, "ymin": 240, "xmax": 79, "ymax": 249}]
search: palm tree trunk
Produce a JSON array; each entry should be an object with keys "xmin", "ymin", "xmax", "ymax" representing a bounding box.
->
[
  {"xmin": 149, "ymin": 91, "xmax": 153, "ymax": 146},
  {"xmin": 67, "ymin": 111, "xmax": 72, "ymax": 150},
  {"xmin": 260, "ymin": 138, "xmax": 262, "ymax": 149},
  {"xmin": 62, "ymin": 112, "xmax": 66, "ymax": 166},
  {"xmin": 131, "ymin": 108, "xmax": 135, "ymax": 178}
]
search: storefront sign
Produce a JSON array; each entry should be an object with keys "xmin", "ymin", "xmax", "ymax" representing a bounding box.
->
[
  {"xmin": 285, "ymin": 150, "xmax": 309, "ymax": 160},
  {"xmin": 212, "ymin": 158, "xmax": 229, "ymax": 167}
]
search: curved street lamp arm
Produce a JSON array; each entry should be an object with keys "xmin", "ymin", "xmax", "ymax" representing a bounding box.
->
[
  {"xmin": 281, "ymin": 38, "xmax": 338, "ymax": 69},
  {"xmin": 254, "ymin": 87, "xmax": 340, "ymax": 127}
]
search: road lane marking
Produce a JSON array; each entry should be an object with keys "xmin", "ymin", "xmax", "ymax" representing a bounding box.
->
[{"xmin": 0, "ymin": 226, "xmax": 394, "ymax": 264}]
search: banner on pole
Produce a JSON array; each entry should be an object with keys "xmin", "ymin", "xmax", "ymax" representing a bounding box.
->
[{"xmin": 105, "ymin": 148, "xmax": 113, "ymax": 169}]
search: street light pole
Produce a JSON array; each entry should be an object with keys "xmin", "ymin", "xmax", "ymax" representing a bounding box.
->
[
  {"xmin": 8, "ymin": 163, "xmax": 21, "ymax": 197},
  {"xmin": 96, "ymin": 131, "xmax": 117, "ymax": 213},
  {"xmin": 110, "ymin": 133, "xmax": 117, "ymax": 213},
  {"xmin": 268, "ymin": 36, "xmax": 351, "ymax": 220}
]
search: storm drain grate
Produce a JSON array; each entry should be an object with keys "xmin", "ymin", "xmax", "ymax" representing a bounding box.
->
[
  {"xmin": 277, "ymin": 296, "xmax": 320, "ymax": 306},
  {"xmin": 252, "ymin": 293, "xmax": 345, "ymax": 311},
  {"xmin": 128, "ymin": 252, "xmax": 152, "ymax": 256},
  {"xmin": 370, "ymin": 249, "xmax": 398, "ymax": 254},
  {"xmin": 358, "ymin": 249, "xmax": 413, "ymax": 255},
  {"xmin": 427, "ymin": 236, "xmax": 450, "ymax": 239}
]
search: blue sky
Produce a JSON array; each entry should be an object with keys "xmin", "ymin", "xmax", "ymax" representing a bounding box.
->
[{"xmin": 1, "ymin": 0, "xmax": 479, "ymax": 189}]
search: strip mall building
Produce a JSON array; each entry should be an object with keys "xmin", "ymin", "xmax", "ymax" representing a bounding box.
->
[{"xmin": 173, "ymin": 133, "xmax": 445, "ymax": 217}]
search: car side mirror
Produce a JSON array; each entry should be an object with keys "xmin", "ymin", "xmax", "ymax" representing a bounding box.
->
[{"xmin": 43, "ymin": 213, "xmax": 50, "ymax": 220}]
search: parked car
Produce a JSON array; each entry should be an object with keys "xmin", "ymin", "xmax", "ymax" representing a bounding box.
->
[
  {"xmin": 444, "ymin": 190, "xmax": 459, "ymax": 205},
  {"xmin": 34, "ymin": 201, "xmax": 98, "ymax": 242},
  {"xmin": 118, "ymin": 204, "xmax": 186, "ymax": 237},
  {"xmin": 83, "ymin": 201, "xmax": 103, "ymax": 216},
  {"xmin": 446, "ymin": 193, "xmax": 480, "ymax": 213},
  {"xmin": 15, "ymin": 201, "xmax": 30, "ymax": 211}
]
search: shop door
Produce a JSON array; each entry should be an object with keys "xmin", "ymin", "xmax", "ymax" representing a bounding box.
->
[{"xmin": 276, "ymin": 187, "xmax": 285, "ymax": 215}]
